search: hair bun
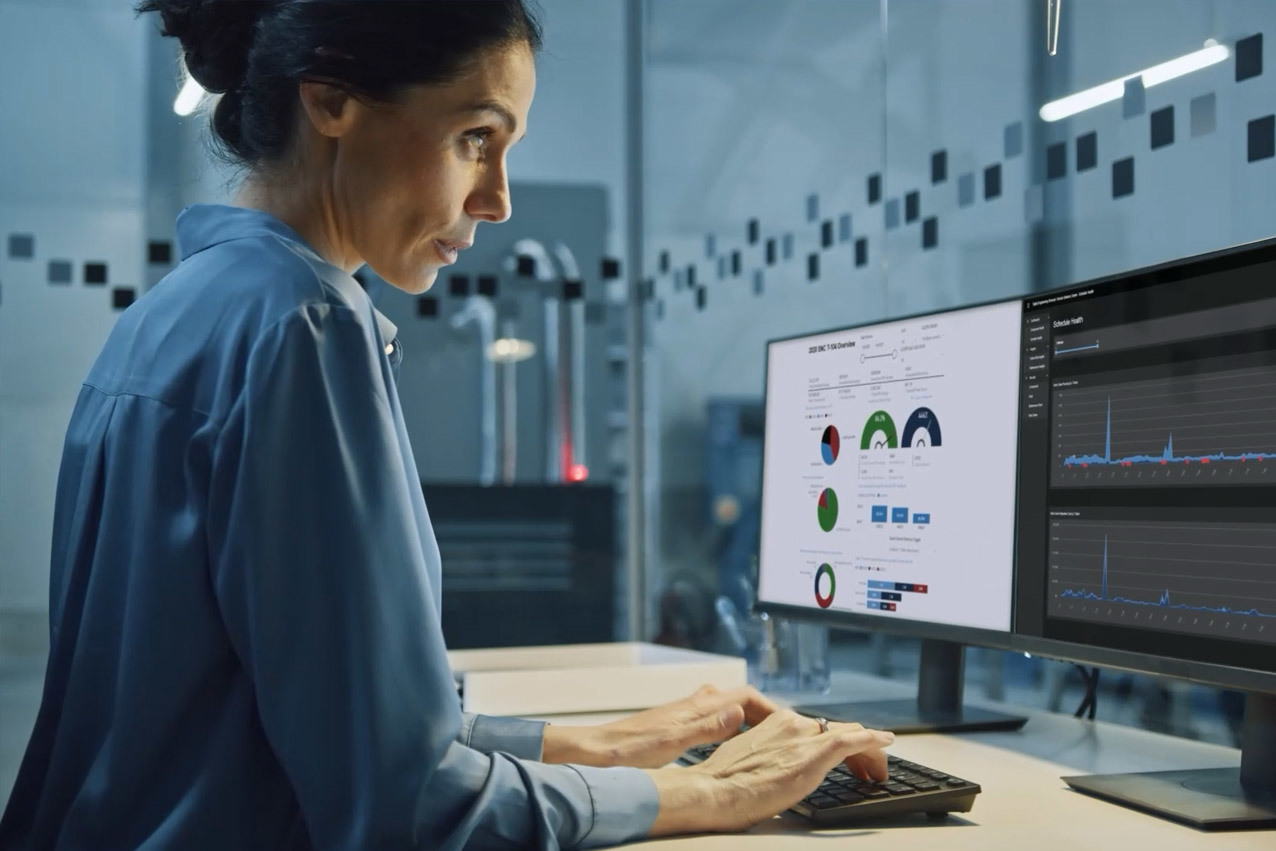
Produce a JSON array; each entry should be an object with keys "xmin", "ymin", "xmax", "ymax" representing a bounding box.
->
[{"xmin": 139, "ymin": 0, "xmax": 271, "ymax": 93}]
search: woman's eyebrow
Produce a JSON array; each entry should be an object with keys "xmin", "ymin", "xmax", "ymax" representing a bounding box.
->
[{"xmin": 458, "ymin": 100, "xmax": 523, "ymax": 140}]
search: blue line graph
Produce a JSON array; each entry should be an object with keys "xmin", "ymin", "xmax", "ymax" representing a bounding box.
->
[
  {"xmin": 1056, "ymin": 342, "xmax": 1100, "ymax": 355},
  {"xmin": 1062, "ymin": 398, "xmax": 1276, "ymax": 468},
  {"xmin": 1059, "ymin": 535, "xmax": 1276, "ymax": 619}
]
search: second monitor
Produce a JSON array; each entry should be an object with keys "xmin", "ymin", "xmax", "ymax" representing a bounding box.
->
[{"xmin": 756, "ymin": 298, "xmax": 1026, "ymax": 732}]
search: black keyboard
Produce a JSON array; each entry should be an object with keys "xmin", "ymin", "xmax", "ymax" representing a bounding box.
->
[{"xmin": 678, "ymin": 745, "xmax": 980, "ymax": 825}]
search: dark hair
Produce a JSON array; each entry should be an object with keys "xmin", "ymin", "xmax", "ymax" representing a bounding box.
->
[{"xmin": 136, "ymin": 0, "xmax": 543, "ymax": 166}]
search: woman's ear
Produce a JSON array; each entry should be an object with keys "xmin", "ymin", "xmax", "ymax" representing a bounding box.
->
[{"xmin": 297, "ymin": 81, "xmax": 355, "ymax": 139}]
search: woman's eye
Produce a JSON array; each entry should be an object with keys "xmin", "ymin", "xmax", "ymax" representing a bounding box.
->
[{"xmin": 465, "ymin": 130, "xmax": 492, "ymax": 152}]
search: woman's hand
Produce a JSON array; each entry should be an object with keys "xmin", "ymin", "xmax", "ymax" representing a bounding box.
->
[
  {"xmin": 644, "ymin": 710, "xmax": 896, "ymax": 836},
  {"xmin": 542, "ymin": 684, "xmax": 780, "ymax": 769}
]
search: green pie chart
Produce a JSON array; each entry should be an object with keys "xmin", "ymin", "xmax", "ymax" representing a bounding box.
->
[
  {"xmin": 817, "ymin": 488, "xmax": 839, "ymax": 532},
  {"xmin": 861, "ymin": 410, "xmax": 898, "ymax": 450}
]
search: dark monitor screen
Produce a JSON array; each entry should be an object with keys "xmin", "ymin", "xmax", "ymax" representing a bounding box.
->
[
  {"xmin": 1013, "ymin": 240, "xmax": 1276, "ymax": 678},
  {"xmin": 755, "ymin": 299, "xmax": 1022, "ymax": 636}
]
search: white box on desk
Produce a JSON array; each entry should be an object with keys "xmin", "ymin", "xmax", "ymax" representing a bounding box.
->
[{"xmin": 447, "ymin": 642, "xmax": 748, "ymax": 716}]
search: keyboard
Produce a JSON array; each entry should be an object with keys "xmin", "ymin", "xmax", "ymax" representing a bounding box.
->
[{"xmin": 679, "ymin": 745, "xmax": 980, "ymax": 825}]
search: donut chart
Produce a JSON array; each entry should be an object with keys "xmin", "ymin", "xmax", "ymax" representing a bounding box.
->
[
  {"xmin": 860, "ymin": 410, "xmax": 898, "ymax": 450},
  {"xmin": 902, "ymin": 407, "xmax": 942, "ymax": 448},
  {"xmin": 821, "ymin": 425, "xmax": 840, "ymax": 465},
  {"xmin": 817, "ymin": 488, "xmax": 839, "ymax": 532},
  {"xmin": 814, "ymin": 563, "xmax": 836, "ymax": 608}
]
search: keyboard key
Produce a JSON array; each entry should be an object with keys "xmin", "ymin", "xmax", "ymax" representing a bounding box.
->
[
  {"xmin": 885, "ymin": 785, "xmax": 916, "ymax": 795},
  {"xmin": 913, "ymin": 782, "xmax": 941, "ymax": 791},
  {"xmin": 859, "ymin": 787, "xmax": 891, "ymax": 799},
  {"xmin": 946, "ymin": 779, "xmax": 969, "ymax": 787},
  {"xmin": 807, "ymin": 794, "xmax": 840, "ymax": 810},
  {"xmin": 840, "ymin": 777, "xmax": 863, "ymax": 788},
  {"xmin": 833, "ymin": 790, "xmax": 864, "ymax": 804},
  {"xmin": 818, "ymin": 781, "xmax": 843, "ymax": 795}
]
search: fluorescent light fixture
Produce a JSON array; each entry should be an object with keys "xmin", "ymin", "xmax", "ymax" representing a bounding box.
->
[
  {"xmin": 488, "ymin": 338, "xmax": 537, "ymax": 363},
  {"xmin": 1040, "ymin": 43, "xmax": 1229, "ymax": 122},
  {"xmin": 174, "ymin": 75, "xmax": 206, "ymax": 117}
]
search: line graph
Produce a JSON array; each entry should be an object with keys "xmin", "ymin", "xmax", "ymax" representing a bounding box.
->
[
  {"xmin": 1051, "ymin": 363, "xmax": 1276, "ymax": 487},
  {"xmin": 1049, "ymin": 519, "xmax": 1276, "ymax": 643}
]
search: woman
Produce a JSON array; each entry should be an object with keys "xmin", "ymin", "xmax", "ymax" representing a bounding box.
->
[{"xmin": 0, "ymin": 2, "xmax": 893, "ymax": 848}]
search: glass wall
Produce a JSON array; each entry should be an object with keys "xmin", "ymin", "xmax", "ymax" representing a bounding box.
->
[{"xmin": 642, "ymin": 0, "xmax": 1276, "ymax": 746}]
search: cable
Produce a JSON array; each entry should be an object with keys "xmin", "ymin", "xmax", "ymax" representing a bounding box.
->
[{"xmin": 1073, "ymin": 665, "xmax": 1100, "ymax": 720}]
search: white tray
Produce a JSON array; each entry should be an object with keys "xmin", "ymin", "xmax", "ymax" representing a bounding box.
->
[{"xmin": 447, "ymin": 642, "xmax": 748, "ymax": 716}]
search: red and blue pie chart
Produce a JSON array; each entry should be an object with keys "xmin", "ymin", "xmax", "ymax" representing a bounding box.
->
[
  {"xmin": 821, "ymin": 425, "xmax": 840, "ymax": 464},
  {"xmin": 814, "ymin": 563, "xmax": 836, "ymax": 608}
]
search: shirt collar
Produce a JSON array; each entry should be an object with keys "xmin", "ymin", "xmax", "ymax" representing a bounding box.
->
[{"xmin": 175, "ymin": 203, "xmax": 398, "ymax": 346}]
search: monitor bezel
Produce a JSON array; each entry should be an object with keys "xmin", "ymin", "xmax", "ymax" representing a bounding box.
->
[{"xmin": 753, "ymin": 294, "xmax": 1026, "ymax": 652}]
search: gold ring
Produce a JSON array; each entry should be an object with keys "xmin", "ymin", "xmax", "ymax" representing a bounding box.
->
[{"xmin": 815, "ymin": 717, "xmax": 830, "ymax": 734}]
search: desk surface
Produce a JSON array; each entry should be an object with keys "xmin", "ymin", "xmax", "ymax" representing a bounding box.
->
[{"xmin": 535, "ymin": 670, "xmax": 1270, "ymax": 850}]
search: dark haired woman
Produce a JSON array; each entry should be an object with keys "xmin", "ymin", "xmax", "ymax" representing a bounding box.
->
[{"xmin": 0, "ymin": 2, "xmax": 893, "ymax": 848}]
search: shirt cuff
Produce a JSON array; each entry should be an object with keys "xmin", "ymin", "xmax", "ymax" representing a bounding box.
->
[
  {"xmin": 460, "ymin": 712, "xmax": 547, "ymax": 761},
  {"xmin": 564, "ymin": 764, "xmax": 661, "ymax": 850}
]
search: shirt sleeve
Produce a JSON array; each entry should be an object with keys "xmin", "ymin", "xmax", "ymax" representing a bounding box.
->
[
  {"xmin": 459, "ymin": 712, "xmax": 547, "ymax": 761},
  {"xmin": 207, "ymin": 303, "xmax": 659, "ymax": 850}
]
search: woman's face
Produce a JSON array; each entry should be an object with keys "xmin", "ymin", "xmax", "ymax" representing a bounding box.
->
[{"xmin": 320, "ymin": 44, "xmax": 536, "ymax": 294}]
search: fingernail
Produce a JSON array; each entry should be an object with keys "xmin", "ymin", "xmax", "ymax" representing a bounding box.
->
[{"xmin": 880, "ymin": 732, "xmax": 896, "ymax": 743}]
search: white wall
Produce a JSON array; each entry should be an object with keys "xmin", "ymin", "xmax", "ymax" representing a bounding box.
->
[{"xmin": 0, "ymin": 0, "xmax": 148, "ymax": 653}]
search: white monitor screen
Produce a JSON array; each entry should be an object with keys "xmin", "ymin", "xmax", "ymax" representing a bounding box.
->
[{"xmin": 756, "ymin": 300, "xmax": 1022, "ymax": 633}]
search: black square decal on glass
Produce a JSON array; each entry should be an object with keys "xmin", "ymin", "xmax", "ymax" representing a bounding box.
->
[
  {"xmin": 867, "ymin": 173, "xmax": 882, "ymax": 204},
  {"xmin": 922, "ymin": 217, "xmax": 938, "ymax": 250},
  {"xmin": 1250, "ymin": 115, "xmax": 1276, "ymax": 161},
  {"xmin": 696, "ymin": 286, "xmax": 706, "ymax": 311},
  {"xmin": 448, "ymin": 275, "xmax": 470, "ymax": 296},
  {"xmin": 705, "ymin": 234, "xmax": 716, "ymax": 258},
  {"xmin": 562, "ymin": 278, "xmax": 582, "ymax": 300},
  {"xmin": 958, "ymin": 173, "xmax": 975, "ymax": 207},
  {"xmin": 1005, "ymin": 122, "xmax": 1024, "ymax": 158},
  {"xmin": 731, "ymin": 250, "xmax": 741, "ymax": 276},
  {"xmin": 931, "ymin": 150, "xmax": 948, "ymax": 184},
  {"xmin": 659, "ymin": 250, "xmax": 670, "ymax": 274},
  {"xmin": 1190, "ymin": 93, "xmax": 1216, "ymax": 137},
  {"xmin": 112, "ymin": 287, "xmax": 136, "ymax": 310},
  {"xmin": 7, "ymin": 234, "xmax": 34, "ymax": 259},
  {"xmin": 885, "ymin": 199, "xmax": 901, "ymax": 230},
  {"xmin": 1076, "ymin": 132, "xmax": 1098, "ymax": 171},
  {"xmin": 1237, "ymin": 33, "xmax": 1263, "ymax": 82},
  {"xmin": 765, "ymin": 238, "xmax": 777, "ymax": 266},
  {"xmin": 984, "ymin": 165, "xmax": 1002, "ymax": 200},
  {"xmin": 417, "ymin": 296, "xmax": 439, "ymax": 318},
  {"xmin": 855, "ymin": 238, "xmax": 868, "ymax": 267},
  {"xmin": 477, "ymin": 275, "xmax": 498, "ymax": 297},
  {"xmin": 747, "ymin": 219, "xmax": 760, "ymax": 245},
  {"xmin": 807, "ymin": 194, "xmax": 819, "ymax": 222},
  {"xmin": 516, "ymin": 254, "xmax": 536, "ymax": 276},
  {"xmin": 1123, "ymin": 77, "xmax": 1145, "ymax": 118},
  {"xmin": 148, "ymin": 241, "xmax": 173, "ymax": 265},
  {"xmin": 821, "ymin": 220, "xmax": 834, "ymax": 248},
  {"xmin": 686, "ymin": 264, "xmax": 697, "ymax": 287},
  {"xmin": 807, "ymin": 253, "xmax": 819, "ymax": 281},
  {"xmin": 753, "ymin": 269, "xmax": 764, "ymax": 295},
  {"xmin": 84, "ymin": 262, "xmax": 108, "ymax": 285},
  {"xmin": 48, "ymin": 260, "xmax": 72, "ymax": 284},
  {"xmin": 601, "ymin": 258, "xmax": 621, "ymax": 280},
  {"xmin": 838, "ymin": 214, "xmax": 851, "ymax": 243},
  {"xmin": 1047, "ymin": 141, "xmax": 1067, "ymax": 180},
  {"xmin": 905, "ymin": 191, "xmax": 920, "ymax": 223},
  {"xmin": 782, "ymin": 234, "xmax": 794, "ymax": 260},
  {"xmin": 1112, "ymin": 157, "xmax": 1135, "ymax": 198},
  {"xmin": 1150, "ymin": 106, "xmax": 1175, "ymax": 149}
]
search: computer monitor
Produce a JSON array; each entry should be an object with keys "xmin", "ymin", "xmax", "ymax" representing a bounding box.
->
[
  {"xmin": 1012, "ymin": 238, "xmax": 1276, "ymax": 830},
  {"xmin": 755, "ymin": 298, "xmax": 1027, "ymax": 733}
]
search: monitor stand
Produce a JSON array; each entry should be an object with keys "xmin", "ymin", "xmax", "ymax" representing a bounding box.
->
[
  {"xmin": 791, "ymin": 638, "xmax": 1029, "ymax": 734},
  {"xmin": 1062, "ymin": 691, "xmax": 1276, "ymax": 831}
]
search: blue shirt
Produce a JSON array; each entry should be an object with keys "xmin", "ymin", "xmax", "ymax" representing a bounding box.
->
[{"xmin": 0, "ymin": 205, "xmax": 659, "ymax": 850}]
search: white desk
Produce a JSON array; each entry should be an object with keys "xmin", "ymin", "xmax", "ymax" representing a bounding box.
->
[{"xmin": 533, "ymin": 670, "xmax": 1271, "ymax": 850}]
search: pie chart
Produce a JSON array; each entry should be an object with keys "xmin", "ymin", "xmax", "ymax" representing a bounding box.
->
[
  {"xmin": 814, "ymin": 564, "xmax": 836, "ymax": 608},
  {"xmin": 821, "ymin": 425, "xmax": 840, "ymax": 465},
  {"xmin": 902, "ymin": 407, "xmax": 942, "ymax": 447},
  {"xmin": 817, "ymin": 488, "xmax": 839, "ymax": 532},
  {"xmin": 860, "ymin": 410, "xmax": 898, "ymax": 450}
]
